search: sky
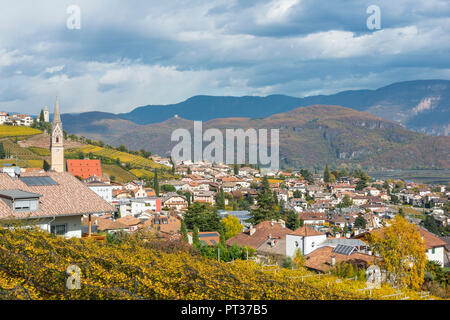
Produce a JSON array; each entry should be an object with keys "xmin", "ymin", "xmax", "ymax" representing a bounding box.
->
[{"xmin": 0, "ymin": 0, "xmax": 449, "ymax": 114}]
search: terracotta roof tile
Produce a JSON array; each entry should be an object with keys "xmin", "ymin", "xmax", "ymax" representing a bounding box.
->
[
  {"xmin": 0, "ymin": 172, "xmax": 114, "ymax": 219},
  {"xmin": 227, "ymin": 221, "xmax": 292, "ymax": 249},
  {"xmin": 305, "ymin": 246, "xmax": 377, "ymax": 272}
]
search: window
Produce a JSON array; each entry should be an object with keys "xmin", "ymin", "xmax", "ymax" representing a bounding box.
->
[
  {"xmin": 432, "ymin": 248, "xmax": 435, "ymax": 254},
  {"xmin": 51, "ymin": 224, "xmax": 67, "ymax": 235}
]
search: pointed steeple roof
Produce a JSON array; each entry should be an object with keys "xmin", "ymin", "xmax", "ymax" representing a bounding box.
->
[{"xmin": 52, "ymin": 96, "xmax": 61, "ymax": 125}]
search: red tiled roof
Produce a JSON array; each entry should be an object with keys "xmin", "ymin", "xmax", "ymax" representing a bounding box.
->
[
  {"xmin": 305, "ymin": 246, "xmax": 376, "ymax": 272},
  {"xmin": 227, "ymin": 221, "xmax": 292, "ymax": 249},
  {"xmin": 289, "ymin": 225, "xmax": 324, "ymax": 236},
  {"xmin": 67, "ymin": 159, "xmax": 102, "ymax": 179}
]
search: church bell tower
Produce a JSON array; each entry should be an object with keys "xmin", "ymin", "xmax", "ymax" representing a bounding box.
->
[{"xmin": 50, "ymin": 96, "xmax": 64, "ymax": 172}]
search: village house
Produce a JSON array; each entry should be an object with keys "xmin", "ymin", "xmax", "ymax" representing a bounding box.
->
[
  {"xmin": 227, "ymin": 221, "xmax": 291, "ymax": 262},
  {"xmin": 0, "ymin": 170, "xmax": 115, "ymax": 238},
  {"xmin": 286, "ymin": 225, "xmax": 327, "ymax": 256},
  {"xmin": 193, "ymin": 190, "xmax": 216, "ymax": 205},
  {"xmin": 304, "ymin": 245, "xmax": 376, "ymax": 273},
  {"xmin": 161, "ymin": 192, "xmax": 188, "ymax": 211},
  {"xmin": 66, "ymin": 159, "xmax": 103, "ymax": 180}
]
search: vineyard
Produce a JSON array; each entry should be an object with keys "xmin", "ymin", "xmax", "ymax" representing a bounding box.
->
[
  {"xmin": 67, "ymin": 145, "xmax": 167, "ymax": 170},
  {"xmin": 102, "ymin": 164, "xmax": 138, "ymax": 183},
  {"xmin": 0, "ymin": 228, "xmax": 437, "ymax": 300},
  {"xmin": 0, "ymin": 126, "xmax": 41, "ymax": 138}
]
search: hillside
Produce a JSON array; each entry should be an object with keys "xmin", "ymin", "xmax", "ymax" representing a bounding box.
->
[
  {"xmin": 0, "ymin": 129, "xmax": 175, "ymax": 183},
  {"xmin": 61, "ymin": 80, "xmax": 450, "ymax": 136},
  {"xmin": 0, "ymin": 228, "xmax": 435, "ymax": 300},
  {"xmin": 107, "ymin": 106, "xmax": 450, "ymax": 170}
]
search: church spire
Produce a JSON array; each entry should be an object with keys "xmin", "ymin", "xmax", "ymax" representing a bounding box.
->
[{"xmin": 53, "ymin": 96, "xmax": 61, "ymax": 124}]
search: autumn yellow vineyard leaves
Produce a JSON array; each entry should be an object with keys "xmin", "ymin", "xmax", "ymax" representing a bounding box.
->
[{"xmin": 0, "ymin": 228, "xmax": 437, "ymax": 300}]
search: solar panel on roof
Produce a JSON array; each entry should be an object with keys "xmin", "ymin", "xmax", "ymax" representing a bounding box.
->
[
  {"xmin": 20, "ymin": 176, "xmax": 57, "ymax": 186},
  {"xmin": 199, "ymin": 233, "xmax": 219, "ymax": 238},
  {"xmin": 332, "ymin": 244, "xmax": 355, "ymax": 255}
]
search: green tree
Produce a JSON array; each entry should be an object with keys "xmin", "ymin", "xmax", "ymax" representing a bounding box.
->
[
  {"xmin": 0, "ymin": 142, "xmax": 5, "ymax": 159},
  {"xmin": 216, "ymin": 188, "xmax": 225, "ymax": 210},
  {"xmin": 161, "ymin": 184, "xmax": 176, "ymax": 193},
  {"xmin": 300, "ymin": 169, "xmax": 314, "ymax": 184},
  {"xmin": 339, "ymin": 195, "xmax": 353, "ymax": 208},
  {"xmin": 192, "ymin": 226, "xmax": 200, "ymax": 247},
  {"xmin": 180, "ymin": 219, "xmax": 188, "ymax": 242},
  {"xmin": 354, "ymin": 216, "xmax": 367, "ymax": 229},
  {"xmin": 250, "ymin": 176, "xmax": 278, "ymax": 224},
  {"xmin": 233, "ymin": 163, "xmax": 239, "ymax": 175},
  {"xmin": 153, "ymin": 169, "xmax": 159, "ymax": 196},
  {"xmin": 323, "ymin": 164, "xmax": 331, "ymax": 183},
  {"xmin": 43, "ymin": 160, "xmax": 50, "ymax": 172},
  {"xmin": 39, "ymin": 110, "xmax": 45, "ymax": 122},
  {"xmin": 184, "ymin": 202, "xmax": 222, "ymax": 231},
  {"xmin": 423, "ymin": 215, "xmax": 440, "ymax": 235},
  {"xmin": 286, "ymin": 210, "xmax": 300, "ymax": 230}
]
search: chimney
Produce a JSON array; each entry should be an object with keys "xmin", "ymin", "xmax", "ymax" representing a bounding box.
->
[
  {"xmin": 331, "ymin": 256, "xmax": 336, "ymax": 266},
  {"xmin": 249, "ymin": 225, "xmax": 256, "ymax": 236}
]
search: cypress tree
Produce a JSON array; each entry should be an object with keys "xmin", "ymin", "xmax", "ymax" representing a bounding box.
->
[
  {"xmin": 43, "ymin": 160, "xmax": 50, "ymax": 171},
  {"xmin": 180, "ymin": 219, "xmax": 188, "ymax": 242},
  {"xmin": 153, "ymin": 169, "xmax": 159, "ymax": 196},
  {"xmin": 192, "ymin": 225, "xmax": 200, "ymax": 247},
  {"xmin": 216, "ymin": 188, "xmax": 225, "ymax": 210},
  {"xmin": 250, "ymin": 176, "xmax": 277, "ymax": 223},
  {"xmin": 324, "ymin": 164, "xmax": 331, "ymax": 183},
  {"xmin": 0, "ymin": 142, "xmax": 5, "ymax": 159},
  {"xmin": 39, "ymin": 110, "xmax": 45, "ymax": 122}
]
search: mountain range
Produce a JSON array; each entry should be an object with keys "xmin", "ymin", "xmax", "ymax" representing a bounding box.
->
[
  {"xmin": 62, "ymin": 79, "xmax": 450, "ymax": 137},
  {"xmin": 57, "ymin": 80, "xmax": 450, "ymax": 170}
]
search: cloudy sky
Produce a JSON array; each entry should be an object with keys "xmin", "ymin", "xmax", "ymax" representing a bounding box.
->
[{"xmin": 0, "ymin": 0, "xmax": 449, "ymax": 114}]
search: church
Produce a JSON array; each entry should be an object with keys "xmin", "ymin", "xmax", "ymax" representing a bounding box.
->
[
  {"xmin": 50, "ymin": 97, "xmax": 65, "ymax": 173},
  {"xmin": 0, "ymin": 97, "xmax": 115, "ymax": 238}
]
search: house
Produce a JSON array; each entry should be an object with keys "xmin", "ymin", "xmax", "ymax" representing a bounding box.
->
[
  {"xmin": 285, "ymin": 225, "xmax": 327, "ymax": 256},
  {"xmin": 82, "ymin": 216, "xmax": 127, "ymax": 234},
  {"xmin": 188, "ymin": 231, "xmax": 220, "ymax": 246},
  {"xmin": 161, "ymin": 193, "xmax": 188, "ymax": 211},
  {"xmin": 419, "ymin": 227, "xmax": 447, "ymax": 267},
  {"xmin": 85, "ymin": 180, "xmax": 114, "ymax": 203},
  {"xmin": 0, "ymin": 112, "xmax": 8, "ymax": 124},
  {"xmin": 66, "ymin": 159, "xmax": 103, "ymax": 180},
  {"xmin": 116, "ymin": 216, "xmax": 142, "ymax": 233},
  {"xmin": 297, "ymin": 212, "xmax": 327, "ymax": 226},
  {"xmin": 227, "ymin": 221, "xmax": 292, "ymax": 258},
  {"xmin": 0, "ymin": 171, "xmax": 115, "ymax": 238},
  {"xmin": 159, "ymin": 215, "xmax": 181, "ymax": 234},
  {"xmin": 355, "ymin": 226, "xmax": 447, "ymax": 267},
  {"xmin": 131, "ymin": 197, "xmax": 162, "ymax": 215},
  {"xmin": 193, "ymin": 190, "xmax": 215, "ymax": 205},
  {"xmin": 304, "ymin": 245, "xmax": 376, "ymax": 273}
]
